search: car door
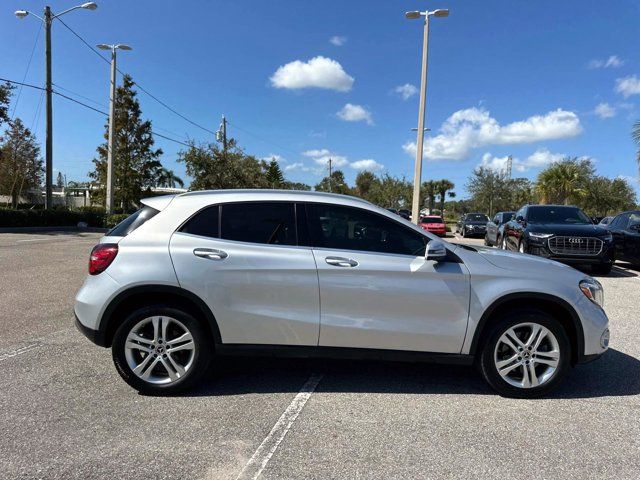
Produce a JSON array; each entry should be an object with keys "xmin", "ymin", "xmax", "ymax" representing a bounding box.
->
[
  {"xmin": 487, "ymin": 214, "xmax": 499, "ymax": 244},
  {"xmin": 609, "ymin": 213, "xmax": 630, "ymax": 261},
  {"xmin": 624, "ymin": 213, "xmax": 640, "ymax": 264},
  {"xmin": 305, "ymin": 202, "xmax": 470, "ymax": 354},
  {"xmin": 169, "ymin": 201, "xmax": 320, "ymax": 346}
]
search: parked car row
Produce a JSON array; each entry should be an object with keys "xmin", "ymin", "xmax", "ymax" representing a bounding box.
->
[{"xmin": 462, "ymin": 205, "xmax": 640, "ymax": 274}]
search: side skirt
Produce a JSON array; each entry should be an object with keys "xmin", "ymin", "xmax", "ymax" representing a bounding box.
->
[{"xmin": 215, "ymin": 344, "xmax": 475, "ymax": 366}]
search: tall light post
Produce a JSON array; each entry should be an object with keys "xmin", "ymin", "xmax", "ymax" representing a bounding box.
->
[
  {"xmin": 405, "ymin": 8, "xmax": 449, "ymax": 224},
  {"xmin": 15, "ymin": 2, "xmax": 98, "ymax": 210},
  {"xmin": 97, "ymin": 44, "xmax": 132, "ymax": 214}
]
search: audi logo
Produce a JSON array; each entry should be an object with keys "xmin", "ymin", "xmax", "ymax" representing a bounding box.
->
[{"xmin": 568, "ymin": 237, "xmax": 583, "ymax": 244}]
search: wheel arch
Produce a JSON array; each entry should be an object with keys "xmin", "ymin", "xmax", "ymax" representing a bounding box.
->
[
  {"xmin": 469, "ymin": 293, "xmax": 584, "ymax": 365},
  {"xmin": 98, "ymin": 285, "xmax": 222, "ymax": 348}
]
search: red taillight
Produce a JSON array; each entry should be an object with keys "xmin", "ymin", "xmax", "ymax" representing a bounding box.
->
[{"xmin": 89, "ymin": 243, "xmax": 118, "ymax": 275}]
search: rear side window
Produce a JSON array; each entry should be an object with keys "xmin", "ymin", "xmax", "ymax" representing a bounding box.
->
[
  {"xmin": 107, "ymin": 206, "xmax": 159, "ymax": 237},
  {"xmin": 180, "ymin": 205, "xmax": 220, "ymax": 238},
  {"xmin": 221, "ymin": 202, "xmax": 297, "ymax": 245}
]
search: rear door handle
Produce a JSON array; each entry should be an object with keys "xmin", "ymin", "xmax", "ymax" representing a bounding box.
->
[
  {"xmin": 193, "ymin": 248, "xmax": 228, "ymax": 261},
  {"xmin": 325, "ymin": 256, "xmax": 358, "ymax": 268}
]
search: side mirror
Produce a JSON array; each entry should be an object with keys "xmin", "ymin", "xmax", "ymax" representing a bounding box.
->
[
  {"xmin": 426, "ymin": 240, "xmax": 447, "ymax": 262},
  {"xmin": 516, "ymin": 215, "xmax": 524, "ymax": 223}
]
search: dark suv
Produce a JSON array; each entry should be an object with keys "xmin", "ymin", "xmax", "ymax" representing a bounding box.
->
[
  {"xmin": 456, "ymin": 213, "xmax": 490, "ymax": 238},
  {"xmin": 503, "ymin": 205, "xmax": 614, "ymax": 274}
]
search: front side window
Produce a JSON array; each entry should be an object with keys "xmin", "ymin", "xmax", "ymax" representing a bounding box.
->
[
  {"xmin": 221, "ymin": 202, "xmax": 296, "ymax": 246},
  {"xmin": 306, "ymin": 203, "xmax": 427, "ymax": 256},
  {"xmin": 628, "ymin": 213, "xmax": 640, "ymax": 230}
]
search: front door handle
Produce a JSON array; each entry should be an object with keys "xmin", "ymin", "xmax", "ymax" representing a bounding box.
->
[
  {"xmin": 193, "ymin": 248, "xmax": 228, "ymax": 261},
  {"xmin": 325, "ymin": 256, "xmax": 358, "ymax": 268}
]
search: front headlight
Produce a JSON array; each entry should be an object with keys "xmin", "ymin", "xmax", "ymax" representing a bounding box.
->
[
  {"xmin": 529, "ymin": 232, "xmax": 554, "ymax": 239},
  {"xmin": 580, "ymin": 277, "xmax": 604, "ymax": 308}
]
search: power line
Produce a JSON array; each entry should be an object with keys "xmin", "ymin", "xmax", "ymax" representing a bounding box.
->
[
  {"xmin": 52, "ymin": 82, "xmax": 107, "ymax": 109},
  {"xmin": 11, "ymin": 21, "xmax": 43, "ymax": 119},
  {"xmin": 55, "ymin": 16, "xmax": 111, "ymax": 66}
]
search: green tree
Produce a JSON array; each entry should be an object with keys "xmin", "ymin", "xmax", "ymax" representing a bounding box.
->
[
  {"xmin": 0, "ymin": 118, "xmax": 43, "ymax": 208},
  {"xmin": 535, "ymin": 157, "xmax": 594, "ymax": 205},
  {"xmin": 265, "ymin": 158, "xmax": 285, "ymax": 188},
  {"xmin": 155, "ymin": 168, "xmax": 184, "ymax": 188},
  {"xmin": 179, "ymin": 138, "xmax": 268, "ymax": 190},
  {"xmin": 89, "ymin": 75, "xmax": 163, "ymax": 211},
  {"xmin": 0, "ymin": 82, "xmax": 13, "ymax": 129},
  {"xmin": 354, "ymin": 170, "xmax": 377, "ymax": 201},
  {"xmin": 315, "ymin": 170, "xmax": 351, "ymax": 195},
  {"xmin": 466, "ymin": 167, "xmax": 509, "ymax": 216},
  {"xmin": 421, "ymin": 180, "xmax": 438, "ymax": 212},
  {"xmin": 368, "ymin": 173, "xmax": 412, "ymax": 209},
  {"xmin": 282, "ymin": 181, "xmax": 311, "ymax": 191},
  {"xmin": 581, "ymin": 176, "xmax": 637, "ymax": 216},
  {"xmin": 436, "ymin": 179, "xmax": 455, "ymax": 213}
]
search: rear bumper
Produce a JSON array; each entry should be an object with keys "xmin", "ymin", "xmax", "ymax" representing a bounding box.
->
[{"xmin": 74, "ymin": 313, "xmax": 107, "ymax": 347}]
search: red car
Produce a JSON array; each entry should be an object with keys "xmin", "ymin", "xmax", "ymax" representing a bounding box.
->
[{"xmin": 419, "ymin": 215, "xmax": 447, "ymax": 236}]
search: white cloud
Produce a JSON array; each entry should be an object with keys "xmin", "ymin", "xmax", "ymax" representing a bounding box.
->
[
  {"xmin": 336, "ymin": 103, "xmax": 373, "ymax": 125},
  {"xmin": 479, "ymin": 149, "xmax": 565, "ymax": 173},
  {"xmin": 329, "ymin": 36, "xmax": 346, "ymax": 46},
  {"xmin": 402, "ymin": 107, "xmax": 582, "ymax": 161},
  {"xmin": 270, "ymin": 56, "xmax": 354, "ymax": 92},
  {"xmin": 302, "ymin": 149, "xmax": 383, "ymax": 173},
  {"xmin": 588, "ymin": 55, "xmax": 624, "ymax": 69},
  {"xmin": 262, "ymin": 154, "xmax": 285, "ymax": 163},
  {"xmin": 394, "ymin": 83, "xmax": 418, "ymax": 100},
  {"xmin": 284, "ymin": 162, "xmax": 307, "ymax": 172},
  {"xmin": 594, "ymin": 102, "xmax": 616, "ymax": 119},
  {"xmin": 615, "ymin": 75, "xmax": 640, "ymax": 98},
  {"xmin": 350, "ymin": 159, "xmax": 384, "ymax": 171}
]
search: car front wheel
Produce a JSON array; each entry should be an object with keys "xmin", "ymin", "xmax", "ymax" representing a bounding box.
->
[
  {"xmin": 112, "ymin": 306, "xmax": 212, "ymax": 395},
  {"xmin": 479, "ymin": 311, "xmax": 571, "ymax": 398}
]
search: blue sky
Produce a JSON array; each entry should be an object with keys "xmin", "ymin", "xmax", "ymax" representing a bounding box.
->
[{"xmin": 2, "ymin": 0, "xmax": 640, "ymax": 197}]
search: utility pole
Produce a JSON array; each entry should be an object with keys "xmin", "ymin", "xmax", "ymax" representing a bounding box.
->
[
  {"xmin": 328, "ymin": 157, "xmax": 333, "ymax": 192},
  {"xmin": 44, "ymin": 6, "xmax": 53, "ymax": 209},
  {"xmin": 97, "ymin": 43, "xmax": 132, "ymax": 214},
  {"xmin": 217, "ymin": 114, "xmax": 227, "ymax": 152},
  {"xmin": 506, "ymin": 155, "xmax": 513, "ymax": 179}
]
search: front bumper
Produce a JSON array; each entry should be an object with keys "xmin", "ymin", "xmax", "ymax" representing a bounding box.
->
[
  {"xmin": 463, "ymin": 226, "xmax": 487, "ymax": 237},
  {"xmin": 527, "ymin": 241, "xmax": 614, "ymax": 266}
]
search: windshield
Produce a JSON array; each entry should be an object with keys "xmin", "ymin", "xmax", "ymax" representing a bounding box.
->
[
  {"xmin": 527, "ymin": 206, "xmax": 593, "ymax": 225},
  {"xmin": 421, "ymin": 217, "xmax": 443, "ymax": 224},
  {"xmin": 466, "ymin": 214, "xmax": 489, "ymax": 222}
]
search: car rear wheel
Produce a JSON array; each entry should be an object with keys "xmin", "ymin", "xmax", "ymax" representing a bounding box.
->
[
  {"xmin": 112, "ymin": 306, "xmax": 212, "ymax": 395},
  {"xmin": 484, "ymin": 234, "xmax": 490, "ymax": 246},
  {"xmin": 479, "ymin": 311, "xmax": 571, "ymax": 398}
]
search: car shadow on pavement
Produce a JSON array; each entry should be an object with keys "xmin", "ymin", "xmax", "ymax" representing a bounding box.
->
[{"xmin": 183, "ymin": 348, "xmax": 640, "ymax": 399}]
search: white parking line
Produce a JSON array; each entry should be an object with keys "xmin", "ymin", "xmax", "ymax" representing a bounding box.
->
[
  {"xmin": 235, "ymin": 373, "xmax": 324, "ymax": 480},
  {"xmin": 0, "ymin": 343, "xmax": 43, "ymax": 362}
]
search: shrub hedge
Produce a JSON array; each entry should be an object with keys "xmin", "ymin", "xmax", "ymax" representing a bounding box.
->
[{"xmin": 0, "ymin": 208, "xmax": 113, "ymax": 228}]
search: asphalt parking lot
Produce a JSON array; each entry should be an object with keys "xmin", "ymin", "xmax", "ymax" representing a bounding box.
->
[{"xmin": 1, "ymin": 231, "xmax": 639, "ymax": 479}]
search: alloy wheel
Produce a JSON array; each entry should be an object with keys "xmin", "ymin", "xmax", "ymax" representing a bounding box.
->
[
  {"xmin": 124, "ymin": 316, "xmax": 196, "ymax": 385},
  {"xmin": 493, "ymin": 322, "xmax": 560, "ymax": 389}
]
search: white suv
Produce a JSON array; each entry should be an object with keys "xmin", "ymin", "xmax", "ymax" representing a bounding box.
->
[{"xmin": 74, "ymin": 190, "xmax": 609, "ymax": 398}]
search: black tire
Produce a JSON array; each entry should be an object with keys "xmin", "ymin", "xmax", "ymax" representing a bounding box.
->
[
  {"xmin": 592, "ymin": 263, "xmax": 613, "ymax": 275},
  {"xmin": 461, "ymin": 228, "xmax": 466, "ymax": 238},
  {"xmin": 112, "ymin": 305, "xmax": 212, "ymax": 395},
  {"xmin": 479, "ymin": 310, "xmax": 571, "ymax": 398},
  {"xmin": 484, "ymin": 234, "xmax": 490, "ymax": 246}
]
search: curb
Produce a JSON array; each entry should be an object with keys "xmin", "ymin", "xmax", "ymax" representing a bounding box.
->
[{"xmin": 0, "ymin": 226, "xmax": 108, "ymax": 234}]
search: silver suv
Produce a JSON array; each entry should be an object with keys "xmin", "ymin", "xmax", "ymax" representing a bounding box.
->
[{"xmin": 75, "ymin": 190, "xmax": 609, "ymax": 398}]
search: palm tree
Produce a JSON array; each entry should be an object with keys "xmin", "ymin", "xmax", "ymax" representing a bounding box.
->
[
  {"xmin": 421, "ymin": 180, "xmax": 438, "ymax": 213},
  {"xmin": 156, "ymin": 168, "xmax": 184, "ymax": 189},
  {"xmin": 535, "ymin": 158, "xmax": 593, "ymax": 205},
  {"xmin": 436, "ymin": 179, "xmax": 455, "ymax": 214}
]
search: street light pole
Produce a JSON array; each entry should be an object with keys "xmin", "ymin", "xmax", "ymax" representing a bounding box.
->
[
  {"xmin": 97, "ymin": 44, "xmax": 132, "ymax": 214},
  {"xmin": 106, "ymin": 47, "xmax": 117, "ymax": 214},
  {"xmin": 405, "ymin": 8, "xmax": 449, "ymax": 224},
  {"xmin": 14, "ymin": 3, "xmax": 98, "ymax": 210},
  {"xmin": 44, "ymin": 6, "xmax": 53, "ymax": 209}
]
